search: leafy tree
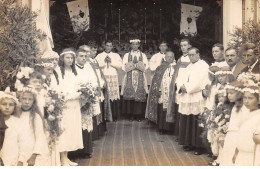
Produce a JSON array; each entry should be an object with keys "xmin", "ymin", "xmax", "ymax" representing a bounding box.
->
[
  {"xmin": 229, "ymin": 20, "xmax": 260, "ymax": 51},
  {"xmin": 0, "ymin": 0, "xmax": 46, "ymax": 90}
]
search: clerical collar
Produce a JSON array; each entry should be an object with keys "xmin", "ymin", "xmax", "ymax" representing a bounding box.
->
[
  {"xmin": 183, "ymin": 53, "xmax": 188, "ymax": 57},
  {"xmin": 191, "ymin": 59, "xmax": 200, "ymax": 64},
  {"xmin": 131, "ymin": 50, "xmax": 140, "ymax": 53},
  {"xmin": 76, "ymin": 63, "xmax": 84, "ymax": 69},
  {"xmin": 105, "ymin": 51, "xmax": 111, "ymax": 54}
]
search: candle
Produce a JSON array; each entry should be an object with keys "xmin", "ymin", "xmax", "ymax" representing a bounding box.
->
[
  {"xmin": 119, "ymin": 8, "xmax": 121, "ymax": 45},
  {"xmin": 160, "ymin": 8, "xmax": 162, "ymax": 40},
  {"xmin": 110, "ymin": 2, "xmax": 113, "ymax": 23},
  {"xmin": 145, "ymin": 8, "xmax": 147, "ymax": 44}
]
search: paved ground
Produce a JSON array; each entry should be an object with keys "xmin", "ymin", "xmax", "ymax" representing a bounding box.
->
[{"xmin": 75, "ymin": 120, "xmax": 210, "ymax": 166}]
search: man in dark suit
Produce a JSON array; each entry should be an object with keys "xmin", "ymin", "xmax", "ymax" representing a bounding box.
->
[
  {"xmin": 239, "ymin": 43, "xmax": 260, "ymax": 73},
  {"xmin": 224, "ymin": 46, "xmax": 246, "ymax": 78}
]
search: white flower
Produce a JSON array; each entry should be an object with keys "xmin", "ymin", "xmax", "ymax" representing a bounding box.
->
[
  {"xmin": 16, "ymin": 72, "xmax": 24, "ymax": 79},
  {"xmin": 215, "ymin": 115, "xmax": 222, "ymax": 123},
  {"xmin": 199, "ymin": 123, "xmax": 204, "ymax": 127},
  {"xmin": 218, "ymin": 119, "xmax": 226, "ymax": 126},
  {"xmin": 48, "ymin": 115, "xmax": 55, "ymax": 121},
  {"xmin": 48, "ymin": 104, "xmax": 55, "ymax": 112},
  {"xmin": 51, "ymin": 99, "xmax": 56, "ymax": 104},
  {"xmin": 225, "ymin": 115, "xmax": 230, "ymax": 119}
]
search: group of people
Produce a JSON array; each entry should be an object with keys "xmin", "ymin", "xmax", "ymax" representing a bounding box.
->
[
  {"xmin": 146, "ymin": 39, "xmax": 260, "ymax": 166},
  {"xmin": 0, "ymin": 37, "xmax": 259, "ymax": 166}
]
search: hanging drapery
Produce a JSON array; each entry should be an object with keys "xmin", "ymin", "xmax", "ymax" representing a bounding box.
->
[
  {"xmin": 66, "ymin": 0, "xmax": 90, "ymax": 34},
  {"xmin": 31, "ymin": 0, "xmax": 54, "ymax": 53},
  {"xmin": 180, "ymin": 3, "xmax": 203, "ymax": 36},
  {"xmin": 19, "ymin": 0, "xmax": 54, "ymax": 53}
]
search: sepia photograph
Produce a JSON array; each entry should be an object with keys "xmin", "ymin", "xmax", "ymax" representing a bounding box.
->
[{"xmin": 0, "ymin": 0, "xmax": 259, "ymax": 166}]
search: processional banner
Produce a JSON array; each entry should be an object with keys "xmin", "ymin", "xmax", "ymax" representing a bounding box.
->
[
  {"xmin": 180, "ymin": 3, "xmax": 203, "ymax": 36},
  {"xmin": 66, "ymin": 0, "xmax": 90, "ymax": 33}
]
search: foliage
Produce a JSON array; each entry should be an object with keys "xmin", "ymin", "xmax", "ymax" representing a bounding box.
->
[
  {"xmin": 44, "ymin": 89, "xmax": 65, "ymax": 149},
  {"xmin": 0, "ymin": 0, "xmax": 46, "ymax": 90},
  {"xmin": 229, "ymin": 20, "xmax": 260, "ymax": 51}
]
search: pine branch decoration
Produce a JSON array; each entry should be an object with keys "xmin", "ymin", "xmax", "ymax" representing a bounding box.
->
[{"xmin": 0, "ymin": 0, "xmax": 46, "ymax": 90}]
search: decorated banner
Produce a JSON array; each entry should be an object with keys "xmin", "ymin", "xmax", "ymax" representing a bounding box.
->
[
  {"xmin": 66, "ymin": 0, "xmax": 90, "ymax": 33},
  {"xmin": 180, "ymin": 3, "xmax": 203, "ymax": 36}
]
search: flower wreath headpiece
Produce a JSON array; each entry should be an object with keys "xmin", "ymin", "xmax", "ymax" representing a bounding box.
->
[
  {"xmin": 130, "ymin": 39, "xmax": 141, "ymax": 43},
  {"xmin": 224, "ymin": 80, "xmax": 244, "ymax": 93},
  {"xmin": 41, "ymin": 50, "xmax": 59, "ymax": 60},
  {"xmin": 0, "ymin": 87, "xmax": 19, "ymax": 104}
]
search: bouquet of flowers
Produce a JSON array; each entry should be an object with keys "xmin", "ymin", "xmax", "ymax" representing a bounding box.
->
[
  {"xmin": 44, "ymin": 89, "xmax": 65, "ymax": 148},
  {"xmin": 198, "ymin": 108, "xmax": 212, "ymax": 141},
  {"xmin": 208, "ymin": 103, "xmax": 232, "ymax": 143},
  {"xmin": 78, "ymin": 82, "xmax": 98, "ymax": 115}
]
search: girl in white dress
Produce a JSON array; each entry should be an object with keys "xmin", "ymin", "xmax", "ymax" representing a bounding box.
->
[
  {"xmin": 220, "ymin": 80, "xmax": 248, "ymax": 166},
  {"xmin": 40, "ymin": 61, "xmax": 61, "ymax": 166},
  {"xmin": 57, "ymin": 48, "xmax": 83, "ymax": 166},
  {"xmin": 16, "ymin": 86, "xmax": 49, "ymax": 166},
  {"xmin": 233, "ymin": 86, "xmax": 260, "ymax": 166},
  {"xmin": 0, "ymin": 87, "xmax": 20, "ymax": 166}
]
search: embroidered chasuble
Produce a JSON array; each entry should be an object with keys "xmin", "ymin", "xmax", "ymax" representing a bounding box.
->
[
  {"xmin": 145, "ymin": 61, "xmax": 175, "ymax": 123},
  {"xmin": 123, "ymin": 51, "xmax": 147, "ymax": 102}
]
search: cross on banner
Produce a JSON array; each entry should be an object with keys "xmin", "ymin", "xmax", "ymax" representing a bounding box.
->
[{"xmin": 66, "ymin": 0, "xmax": 90, "ymax": 33}]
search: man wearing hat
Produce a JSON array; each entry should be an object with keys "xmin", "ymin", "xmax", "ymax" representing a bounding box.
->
[{"xmin": 121, "ymin": 39, "xmax": 149, "ymax": 121}]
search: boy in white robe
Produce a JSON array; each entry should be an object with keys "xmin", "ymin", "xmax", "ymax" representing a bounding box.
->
[{"xmin": 95, "ymin": 40, "xmax": 122, "ymax": 121}]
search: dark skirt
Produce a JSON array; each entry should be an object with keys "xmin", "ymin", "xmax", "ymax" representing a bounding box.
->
[
  {"xmin": 98, "ymin": 101, "xmax": 107, "ymax": 136},
  {"xmin": 157, "ymin": 104, "xmax": 174, "ymax": 131},
  {"xmin": 110, "ymin": 100, "xmax": 121, "ymax": 121},
  {"xmin": 0, "ymin": 130, "xmax": 5, "ymax": 151},
  {"xmin": 178, "ymin": 114, "xmax": 203, "ymax": 149},
  {"xmin": 173, "ymin": 104, "xmax": 180, "ymax": 136},
  {"xmin": 92, "ymin": 116, "xmax": 99, "ymax": 141},
  {"xmin": 122, "ymin": 100, "xmax": 146, "ymax": 116}
]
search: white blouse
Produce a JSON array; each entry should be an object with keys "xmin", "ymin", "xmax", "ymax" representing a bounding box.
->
[
  {"xmin": 18, "ymin": 111, "xmax": 48, "ymax": 165},
  {"xmin": 0, "ymin": 116, "xmax": 21, "ymax": 166}
]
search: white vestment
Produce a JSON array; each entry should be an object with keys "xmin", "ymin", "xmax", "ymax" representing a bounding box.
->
[
  {"xmin": 95, "ymin": 51, "xmax": 122, "ymax": 101},
  {"xmin": 149, "ymin": 52, "xmax": 165, "ymax": 71},
  {"xmin": 178, "ymin": 59, "xmax": 209, "ymax": 115}
]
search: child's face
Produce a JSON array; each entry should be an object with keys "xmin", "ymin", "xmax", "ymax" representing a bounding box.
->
[
  {"xmin": 217, "ymin": 74, "xmax": 228, "ymax": 85},
  {"xmin": 20, "ymin": 92, "xmax": 34, "ymax": 111},
  {"xmin": 43, "ymin": 66, "xmax": 54, "ymax": 78},
  {"xmin": 243, "ymin": 92, "xmax": 259, "ymax": 111},
  {"xmin": 218, "ymin": 94, "xmax": 226, "ymax": 103},
  {"xmin": 50, "ymin": 58, "xmax": 59, "ymax": 69},
  {"xmin": 227, "ymin": 89, "xmax": 242, "ymax": 103},
  {"xmin": 29, "ymin": 78, "xmax": 43, "ymax": 92},
  {"xmin": 131, "ymin": 42, "xmax": 140, "ymax": 51},
  {"xmin": 0, "ymin": 98, "xmax": 15, "ymax": 116},
  {"xmin": 63, "ymin": 54, "xmax": 74, "ymax": 66}
]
